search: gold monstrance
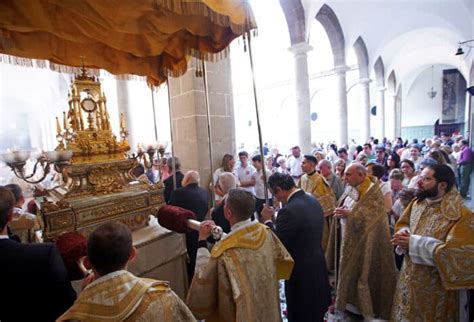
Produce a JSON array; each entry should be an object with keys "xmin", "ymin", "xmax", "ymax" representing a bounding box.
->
[{"xmin": 41, "ymin": 68, "xmax": 164, "ymax": 240}]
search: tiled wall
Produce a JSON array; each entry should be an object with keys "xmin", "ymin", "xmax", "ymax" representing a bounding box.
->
[{"xmin": 401, "ymin": 125, "xmax": 434, "ymax": 141}]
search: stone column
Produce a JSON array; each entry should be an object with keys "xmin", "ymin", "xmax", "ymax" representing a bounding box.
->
[
  {"xmin": 168, "ymin": 57, "xmax": 235, "ymax": 185},
  {"xmin": 375, "ymin": 87, "xmax": 386, "ymax": 140},
  {"xmin": 288, "ymin": 42, "xmax": 312, "ymax": 153},
  {"xmin": 116, "ymin": 80, "xmax": 136, "ymax": 150},
  {"xmin": 334, "ymin": 65, "xmax": 349, "ymax": 146},
  {"xmin": 359, "ymin": 78, "xmax": 371, "ymax": 143},
  {"xmin": 387, "ymin": 91, "xmax": 397, "ymax": 141},
  {"xmin": 395, "ymin": 91, "xmax": 402, "ymax": 138}
]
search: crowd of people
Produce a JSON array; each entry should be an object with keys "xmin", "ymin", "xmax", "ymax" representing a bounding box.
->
[{"xmin": 0, "ymin": 131, "xmax": 472, "ymax": 321}]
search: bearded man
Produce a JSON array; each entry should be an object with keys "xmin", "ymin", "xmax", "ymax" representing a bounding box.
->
[{"xmin": 391, "ymin": 164, "xmax": 474, "ymax": 321}]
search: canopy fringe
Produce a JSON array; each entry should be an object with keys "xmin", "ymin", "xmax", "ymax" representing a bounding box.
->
[{"xmin": 155, "ymin": 0, "xmax": 257, "ymax": 35}]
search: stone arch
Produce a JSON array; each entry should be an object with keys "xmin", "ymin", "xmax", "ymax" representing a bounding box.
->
[
  {"xmin": 387, "ymin": 70, "xmax": 397, "ymax": 93},
  {"xmin": 315, "ymin": 4, "xmax": 346, "ymax": 67},
  {"xmin": 353, "ymin": 36, "xmax": 369, "ymax": 79},
  {"xmin": 279, "ymin": 0, "xmax": 306, "ymax": 45},
  {"xmin": 374, "ymin": 56, "xmax": 385, "ymax": 88}
]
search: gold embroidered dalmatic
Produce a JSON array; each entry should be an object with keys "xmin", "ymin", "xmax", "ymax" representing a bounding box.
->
[
  {"xmin": 186, "ymin": 223, "xmax": 294, "ymax": 322},
  {"xmin": 327, "ymin": 176, "xmax": 398, "ymax": 320},
  {"xmin": 299, "ymin": 171, "xmax": 336, "ymax": 250},
  {"xmin": 391, "ymin": 189, "xmax": 474, "ymax": 322},
  {"xmin": 57, "ymin": 270, "xmax": 196, "ymax": 322}
]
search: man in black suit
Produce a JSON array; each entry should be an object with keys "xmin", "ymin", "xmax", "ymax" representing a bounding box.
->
[
  {"xmin": 164, "ymin": 156, "xmax": 184, "ymax": 203},
  {"xmin": 261, "ymin": 172, "xmax": 331, "ymax": 322},
  {"xmin": 0, "ymin": 187, "xmax": 76, "ymax": 322},
  {"xmin": 169, "ymin": 170, "xmax": 209, "ymax": 281}
]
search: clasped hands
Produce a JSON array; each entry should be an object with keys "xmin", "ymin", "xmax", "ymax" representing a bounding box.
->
[
  {"xmin": 333, "ymin": 206, "xmax": 350, "ymax": 219},
  {"xmin": 391, "ymin": 230, "xmax": 410, "ymax": 251}
]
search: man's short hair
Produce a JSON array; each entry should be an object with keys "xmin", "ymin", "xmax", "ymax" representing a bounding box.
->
[
  {"xmin": 400, "ymin": 159, "xmax": 415, "ymax": 170},
  {"xmin": 238, "ymin": 151, "xmax": 248, "ymax": 157},
  {"xmin": 87, "ymin": 222, "xmax": 133, "ymax": 276},
  {"xmin": 426, "ymin": 164, "xmax": 455, "ymax": 193},
  {"xmin": 410, "ymin": 144, "xmax": 421, "ymax": 151},
  {"xmin": 0, "ymin": 187, "xmax": 15, "ymax": 230},
  {"xmin": 303, "ymin": 155, "xmax": 317, "ymax": 165},
  {"xmin": 226, "ymin": 189, "xmax": 255, "ymax": 222},
  {"xmin": 363, "ymin": 143, "xmax": 372, "ymax": 149},
  {"xmin": 251, "ymin": 154, "xmax": 261, "ymax": 162},
  {"xmin": 291, "ymin": 146, "xmax": 300, "ymax": 150},
  {"xmin": 4, "ymin": 184, "xmax": 22, "ymax": 203},
  {"xmin": 167, "ymin": 157, "xmax": 181, "ymax": 171},
  {"xmin": 319, "ymin": 159, "xmax": 332, "ymax": 168},
  {"xmin": 337, "ymin": 148, "xmax": 347, "ymax": 155},
  {"xmin": 218, "ymin": 172, "xmax": 236, "ymax": 194},
  {"xmin": 367, "ymin": 163, "xmax": 385, "ymax": 179},
  {"xmin": 268, "ymin": 172, "xmax": 296, "ymax": 191}
]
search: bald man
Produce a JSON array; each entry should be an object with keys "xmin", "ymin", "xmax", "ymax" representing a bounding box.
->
[
  {"xmin": 328, "ymin": 163, "xmax": 397, "ymax": 320},
  {"xmin": 169, "ymin": 170, "xmax": 210, "ymax": 281}
]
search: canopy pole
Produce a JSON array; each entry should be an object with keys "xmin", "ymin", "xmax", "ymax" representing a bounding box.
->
[
  {"xmin": 201, "ymin": 60, "xmax": 216, "ymax": 207},
  {"xmin": 150, "ymin": 87, "xmax": 158, "ymax": 143},
  {"xmin": 246, "ymin": 32, "xmax": 269, "ymax": 205},
  {"xmin": 166, "ymin": 80, "xmax": 177, "ymax": 190}
]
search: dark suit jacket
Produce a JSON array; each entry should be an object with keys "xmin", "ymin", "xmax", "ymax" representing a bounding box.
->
[
  {"xmin": 164, "ymin": 171, "xmax": 184, "ymax": 203},
  {"xmin": 275, "ymin": 189, "xmax": 331, "ymax": 322},
  {"xmin": 0, "ymin": 239, "xmax": 76, "ymax": 322},
  {"xmin": 169, "ymin": 183, "xmax": 210, "ymax": 280},
  {"xmin": 211, "ymin": 201, "xmax": 231, "ymax": 234}
]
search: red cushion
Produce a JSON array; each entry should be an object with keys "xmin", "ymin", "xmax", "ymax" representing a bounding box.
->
[
  {"xmin": 157, "ymin": 205, "xmax": 196, "ymax": 233},
  {"xmin": 55, "ymin": 232, "xmax": 87, "ymax": 281}
]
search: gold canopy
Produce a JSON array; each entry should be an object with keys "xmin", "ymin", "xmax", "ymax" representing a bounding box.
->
[{"xmin": 0, "ymin": 0, "xmax": 256, "ymax": 85}]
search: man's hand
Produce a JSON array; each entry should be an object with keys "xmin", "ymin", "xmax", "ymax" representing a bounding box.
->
[
  {"xmin": 333, "ymin": 206, "xmax": 350, "ymax": 219},
  {"xmin": 391, "ymin": 231, "xmax": 410, "ymax": 250},
  {"xmin": 260, "ymin": 204, "xmax": 275, "ymax": 223},
  {"xmin": 199, "ymin": 220, "xmax": 215, "ymax": 241},
  {"xmin": 81, "ymin": 271, "xmax": 96, "ymax": 290}
]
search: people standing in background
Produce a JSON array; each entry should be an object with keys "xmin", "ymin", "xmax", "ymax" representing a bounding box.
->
[
  {"xmin": 236, "ymin": 151, "xmax": 256, "ymax": 195},
  {"xmin": 212, "ymin": 154, "xmax": 237, "ymax": 204},
  {"xmin": 286, "ymin": 146, "xmax": 303, "ymax": 183},
  {"xmin": 251, "ymin": 155, "xmax": 272, "ymax": 218},
  {"xmin": 163, "ymin": 157, "xmax": 184, "ymax": 203},
  {"xmin": 457, "ymin": 139, "xmax": 472, "ymax": 198}
]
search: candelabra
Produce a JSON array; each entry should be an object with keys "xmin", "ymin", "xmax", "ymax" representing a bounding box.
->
[{"xmin": 0, "ymin": 149, "xmax": 72, "ymax": 184}]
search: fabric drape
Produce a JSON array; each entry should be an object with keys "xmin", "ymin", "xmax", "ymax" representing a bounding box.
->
[{"xmin": 0, "ymin": 0, "xmax": 256, "ymax": 85}]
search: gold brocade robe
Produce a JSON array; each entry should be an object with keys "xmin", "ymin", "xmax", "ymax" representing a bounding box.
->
[
  {"xmin": 391, "ymin": 190, "xmax": 474, "ymax": 322},
  {"xmin": 327, "ymin": 176, "xmax": 398, "ymax": 320},
  {"xmin": 299, "ymin": 171, "xmax": 336, "ymax": 250},
  {"xmin": 186, "ymin": 223, "xmax": 294, "ymax": 322},
  {"xmin": 57, "ymin": 270, "xmax": 196, "ymax": 322}
]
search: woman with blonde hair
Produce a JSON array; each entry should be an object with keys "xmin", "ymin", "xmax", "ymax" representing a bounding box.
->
[{"xmin": 334, "ymin": 158, "xmax": 346, "ymax": 180}]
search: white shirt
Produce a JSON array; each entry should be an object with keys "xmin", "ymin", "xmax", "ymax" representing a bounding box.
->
[
  {"xmin": 253, "ymin": 169, "xmax": 272, "ymax": 199},
  {"xmin": 286, "ymin": 155, "xmax": 303, "ymax": 177},
  {"xmin": 236, "ymin": 164, "xmax": 256, "ymax": 195}
]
